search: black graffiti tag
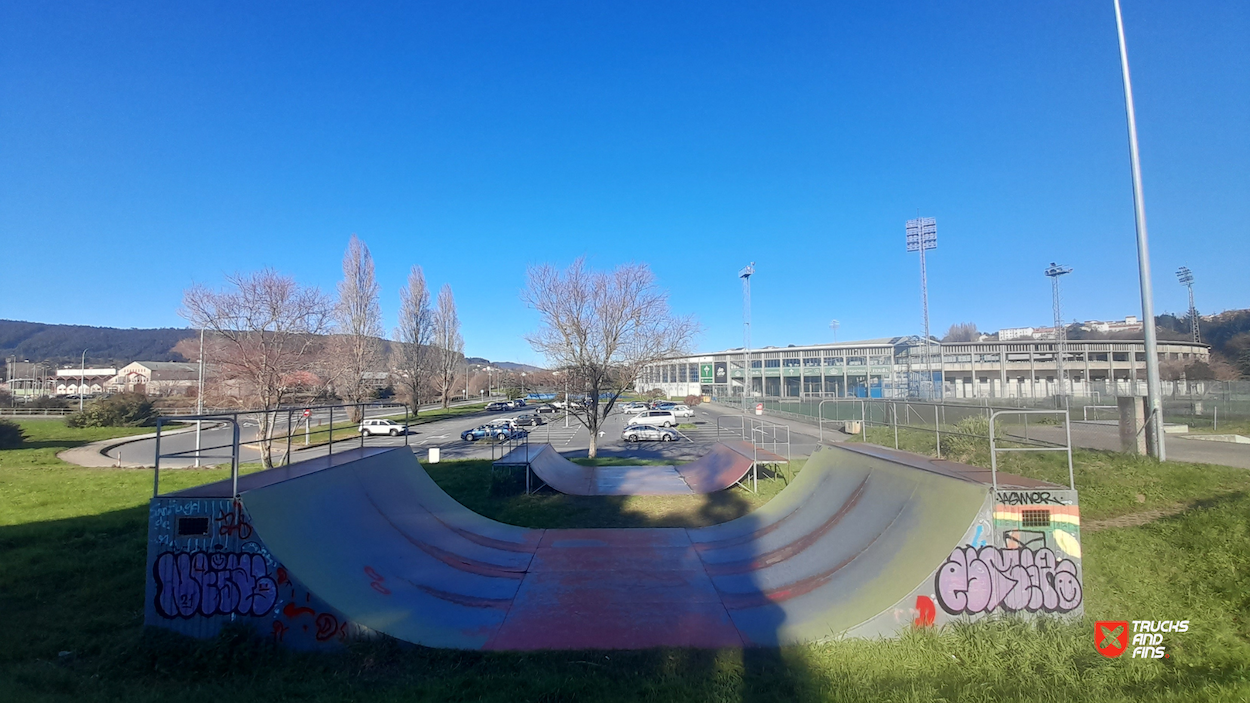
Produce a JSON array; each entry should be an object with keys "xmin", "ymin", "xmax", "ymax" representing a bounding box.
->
[
  {"xmin": 996, "ymin": 491, "xmax": 1066, "ymax": 506},
  {"xmin": 153, "ymin": 551, "xmax": 278, "ymax": 619}
]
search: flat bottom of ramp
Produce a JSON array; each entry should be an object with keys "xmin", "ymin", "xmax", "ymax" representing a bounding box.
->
[{"xmin": 593, "ymin": 466, "xmax": 691, "ymax": 495}]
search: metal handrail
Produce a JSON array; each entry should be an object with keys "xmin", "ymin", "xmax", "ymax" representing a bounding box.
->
[
  {"xmin": 1082, "ymin": 405, "xmax": 1119, "ymax": 421},
  {"xmin": 989, "ymin": 409, "xmax": 1074, "ymax": 493},
  {"xmin": 152, "ymin": 402, "xmax": 412, "ymax": 499}
]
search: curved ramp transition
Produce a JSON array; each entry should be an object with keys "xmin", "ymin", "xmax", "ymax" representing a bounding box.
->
[{"xmin": 239, "ymin": 445, "xmax": 1003, "ymax": 649}]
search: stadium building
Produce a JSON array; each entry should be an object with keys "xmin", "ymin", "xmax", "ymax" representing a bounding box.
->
[{"xmin": 637, "ymin": 336, "xmax": 1210, "ymax": 400}]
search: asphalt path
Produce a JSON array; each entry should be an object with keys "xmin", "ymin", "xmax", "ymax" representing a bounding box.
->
[{"xmin": 119, "ymin": 399, "xmax": 837, "ymax": 469}]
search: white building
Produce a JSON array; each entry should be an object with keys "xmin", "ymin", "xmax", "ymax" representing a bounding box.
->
[
  {"xmin": 997, "ymin": 327, "xmax": 1036, "ymax": 341},
  {"xmin": 54, "ymin": 368, "xmax": 118, "ymax": 396}
]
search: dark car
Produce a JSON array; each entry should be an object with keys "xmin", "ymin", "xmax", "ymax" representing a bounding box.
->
[
  {"xmin": 514, "ymin": 398, "xmax": 527, "ymax": 407},
  {"xmin": 535, "ymin": 404, "xmax": 558, "ymax": 414},
  {"xmin": 512, "ymin": 413, "xmax": 544, "ymax": 427},
  {"xmin": 486, "ymin": 401, "xmax": 511, "ymax": 411},
  {"xmin": 461, "ymin": 423, "xmax": 528, "ymax": 441}
]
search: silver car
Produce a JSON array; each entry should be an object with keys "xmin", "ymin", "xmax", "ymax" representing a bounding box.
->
[{"xmin": 621, "ymin": 424, "xmax": 678, "ymax": 442}]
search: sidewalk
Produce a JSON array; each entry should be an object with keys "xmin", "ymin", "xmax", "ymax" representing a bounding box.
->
[{"xmin": 57, "ymin": 424, "xmax": 208, "ymax": 468}]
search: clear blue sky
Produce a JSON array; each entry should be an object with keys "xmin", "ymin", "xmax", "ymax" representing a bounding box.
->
[{"xmin": 2, "ymin": 1, "xmax": 1246, "ymax": 366}]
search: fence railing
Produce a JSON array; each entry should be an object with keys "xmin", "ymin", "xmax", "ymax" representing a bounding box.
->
[
  {"xmin": 989, "ymin": 409, "xmax": 1075, "ymax": 492},
  {"xmin": 152, "ymin": 402, "xmax": 412, "ymax": 498}
]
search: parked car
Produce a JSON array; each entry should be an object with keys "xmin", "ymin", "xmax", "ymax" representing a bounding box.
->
[
  {"xmin": 621, "ymin": 424, "xmax": 679, "ymax": 442},
  {"xmin": 668, "ymin": 404, "xmax": 694, "ymax": 418},
  {"xmin": 486, "ymin": 401, "xmax": 512, "ymax": 411},
  {"xmin": 359, "ymin": 419, "xmax": 408, "ymax": 436},
  {"xmin": 513, "ymin": 398, "xmax": 527, "ymax": 407},
  {"xmin": 622, "ymin": 401, "xmax": 648, "ymax": 413},
  {"xmin": 461, "ymin": 423, "xmax": 528, "ymax": 441},
  {"xmin": 535, "ymin": 404, "xmax": 558, "ymax": 414},
  {"xmin": 627, "ymin": 409, "xmax": 678, "ymax": 428},
  {"xmin": 512, "ymin": 413, "xmax": 544, "ymax": 427}
]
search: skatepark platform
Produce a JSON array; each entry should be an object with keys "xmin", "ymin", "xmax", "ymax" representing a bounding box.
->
[
  {"xmin": 145, "ymin": 443, "xmax": 1084, "ymax": 650},
  {"xmin": 494, "ymin": 441, "xmax": 787, "ymax": 495}
]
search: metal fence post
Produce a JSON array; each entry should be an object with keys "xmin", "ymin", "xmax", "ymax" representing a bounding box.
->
[
  {"xmin": 934, "ymin": 404, "xmax": 941, "ymax": 459},
  {"xmin": 892, "ymin": 401, "xmax": 899, "ymax": 450},
  {"xmin": 328, "ymin": 406, "xmax": 333, "ymax": 457},
  {"xmin": 231, "ymin": 421, "xmax": 241, "ymax": 498},
  {"xmin": 153, "ymin": 418, "xmax": 163, "ymax": 498}
]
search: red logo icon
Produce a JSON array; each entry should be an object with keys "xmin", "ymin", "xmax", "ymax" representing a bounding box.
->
[{"xmin": 1096, "ymin": 621, "xmax": 1129, "ymax": 658}]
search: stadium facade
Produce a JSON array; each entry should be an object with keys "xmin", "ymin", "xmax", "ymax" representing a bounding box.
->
[{"xmin": 637, "ymin": 336, "xmax": 1209, "ymax": 400}]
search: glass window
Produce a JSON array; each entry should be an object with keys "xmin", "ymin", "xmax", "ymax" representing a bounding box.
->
[
  {"xmin": 783, "ymin": 358, "xmax": 800, "ymax": 367},
  {"xmin": 751, "ymin": 360, "xmax": 762, "ymax": 368},
  {"xmin": 803, "ymin": 357, "xmax": 822, "ymax": 367},
  {"xmin": 824, "ymin": 357, "xmax": 843, "ymax": 365},
  {"xmin": 764, "ymin": 359, "xmax": 780, "ymax": 368}
]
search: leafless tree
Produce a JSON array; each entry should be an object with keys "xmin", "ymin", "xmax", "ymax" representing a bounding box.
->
[
  {"xmin": 332, "ymin": 235, "xmax": 384, "ymax": 421},
  {"xmin": 942, "ymin": 322, "xmax": 980, "ymax": 343},
  {"xmin": 393, "ymin": 265, "xmax": 435, "ymax": 414},
  {"xmin": 181, "ymin": 269, "xmax": 333, "ymax": 468},
  {"xmin": 523, "ymin": 258, "xmax": 698, "ymax": 458},
  {"xmin": 432, "ymin": 284, "xmax": 464, "ymax": 409}
]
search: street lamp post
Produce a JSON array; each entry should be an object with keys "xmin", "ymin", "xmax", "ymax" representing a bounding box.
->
[
  {"xmin": 739, "ymin": 262, "xmax": 755, "ymax": 413},
  {"xmin": 1113, "ymin": 0, "xmax": 1165, "ymax": 460},
  {"xmin": 79, "ymin": 349, "xmax": 87, "ymax": 412},
  {"xmin": 195, "ymin": 328, "xmax": 205, "ymax": 468}
]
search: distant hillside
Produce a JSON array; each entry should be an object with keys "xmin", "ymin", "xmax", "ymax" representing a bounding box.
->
[
  {"xmin": 0, "ymin": 320, "xmax": 193, "ymax": 367},
  {"xmin": 0, "ymin": 319, "xmax": 543, "ymax": 373}
]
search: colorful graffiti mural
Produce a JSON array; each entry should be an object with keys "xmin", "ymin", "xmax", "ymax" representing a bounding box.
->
[{"xmin": 934, "ymin": 544, "xmax": 1082, "ymax": 615}]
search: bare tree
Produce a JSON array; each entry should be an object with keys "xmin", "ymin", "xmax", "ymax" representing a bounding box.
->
[
  {"xmin": 332, "ymin": 235, "xmax": 384, "ymax": 421},
  {"xmin": 432, "ymin": 284, "xmax": 464, "ymax": 409},
  {"xmin": 181, "ymin": 269, "xmax": 333, "ymax": 468},
  {"xmin": 523, "ymin": 258, "xmax": 697, "ymax": 458},
  {"xmin": 942, "ymin": 322, "xmax": 980, "ymax": 343},
  {"xmin": 393, "ymin": 265, "xmax": 435, "ymax": 414}
]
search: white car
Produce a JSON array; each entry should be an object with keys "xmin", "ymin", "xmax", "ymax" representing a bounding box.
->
[
  {"xmin": 621, "ymin": 424, "xmax": 678, "ymax": 442},
  {"xmin": 359, "ymin": 419, "xmax": 408, "ymax": 436},
  {"xmin": 627, "ymin": 410, "xmax": 678, "ymax": 428},
  {"xmin": 668, "ymin": 404, "xmax": 694, "ymax": 418},
  {"xmin": 622, "ymin": 401, "xmax": 649, "ymax": 413}
]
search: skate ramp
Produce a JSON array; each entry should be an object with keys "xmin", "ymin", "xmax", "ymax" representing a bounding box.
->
[
  {"xmin": 498, "ymin": 441, "xmax": 780, "ymax": 496},
  {"xmin": 237, "ymin": 443, "xmax": 1003, "ymax": 649}
]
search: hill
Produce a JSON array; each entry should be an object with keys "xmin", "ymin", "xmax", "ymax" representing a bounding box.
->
[{"xmin": 0, "ymin": 320, "xmax": 194, "ymax": 367}]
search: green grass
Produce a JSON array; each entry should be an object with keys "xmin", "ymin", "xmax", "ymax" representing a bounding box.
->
[{"xmin": 1, "ymin": 423, "xmax": 1248, "ymax": 701}]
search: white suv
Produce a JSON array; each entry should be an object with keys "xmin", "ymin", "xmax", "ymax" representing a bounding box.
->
[
  {"xmin": 359, "ymin": 419, "xmax": 408, "ymax": 436},
  {"xmin": 627, "ymin": 410, "xmax": 678, "ymax": 428}
]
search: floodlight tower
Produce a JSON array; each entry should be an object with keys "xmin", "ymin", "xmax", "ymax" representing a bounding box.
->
[
  {"xmin": 1045, "ymin": 263, "xmax": 1073, "ymax": 400},
  {"xmin": 829, "ymin": 319, "xmax": 839, "ymax": 343},
  {"xmin": 906, "ymin": 217, "xmax": 938, "ymax": 398},
  {"xmin": 1176, "ymin": 266, "xmax": 1200, "ymax": 343},
  {"xmin": 739, "ymin": 262, "xmax": 755, "ymax": 413}
]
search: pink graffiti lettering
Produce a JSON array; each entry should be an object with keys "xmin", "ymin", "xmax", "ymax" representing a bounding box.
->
[
  {"xmin": 935, "ymin": 545, "xmax": 1082, "ymax": 616},
  {"xmin": 153, "ymin": 551, "xmax": 278, "ymax": 619}
]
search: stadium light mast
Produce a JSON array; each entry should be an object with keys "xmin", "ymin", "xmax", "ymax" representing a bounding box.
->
[
  {"xmin": 829, "ymin": 319, "xmax": 839, "ymax": 344},
  {"xmin": 906, "ymin": 217, "xmax": 938, "ymax": 399},
  {"xmin": 1113, "ymin": 0, "xmax": 1165, "ymax": 460},
  {"xmin": 1045, "ymin": 263, "xmax": 1073, "ymax": 402},
  {"xmin": 739, "ymin": 262, "xmax": 755, "ymax": 413},
  {"xmin": 1176, "ymin": 266, "xmax": 1200, "ymax": 343}
]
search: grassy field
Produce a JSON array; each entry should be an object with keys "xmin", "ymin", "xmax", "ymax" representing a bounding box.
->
[{"xmin": 1, "ymin": 419, "xmax": 1248, "ymax": 701}]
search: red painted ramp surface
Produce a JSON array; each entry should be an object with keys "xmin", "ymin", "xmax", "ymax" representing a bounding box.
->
[
  {"xmin": 501, "ymin": 442, "xmax": 777, "ymax": 495},
  {"xmin": 241, "ymin": 445, "xmax": 991, "ymax": 649}
]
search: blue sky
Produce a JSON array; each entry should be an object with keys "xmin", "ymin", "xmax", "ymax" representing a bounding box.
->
[{"xmin": 2, "ymin": 1, "xmax": 1246, "ymax": 366}]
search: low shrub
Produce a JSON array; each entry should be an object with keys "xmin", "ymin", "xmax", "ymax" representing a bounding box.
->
[
  {"xmin": 683, "ymin": 394, "xmax": 702, "ymax": 407},
  {"xmin": 0, "ymin": 418, "xmax": 25, "ymax": 448},
  {"xmin": 66, "ymin": 392, "xmax": 156, "ymax": 428}
]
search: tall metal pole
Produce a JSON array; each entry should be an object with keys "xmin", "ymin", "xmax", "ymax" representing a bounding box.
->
[
  {"xmin": 906, "ymin": 217, "xmax": 938, "ymax": 399},
  {"xmin": 1045, "ymin": 263, "xmax": 1073, "ymax": 403},
  {"xmin": 79, "ymin": 349, "xmax": 87, "ymax": 412},
  {"xmin": 195, "ymin": 328, "xmax": 205, "ymax": 468},
  {"xmin": 1113, "ymin": 0, "xmax": 1165, "ymax": 460},
  {"xmin": 739, "ymin": 263, "xmax": 755, "ymax": 413}
]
